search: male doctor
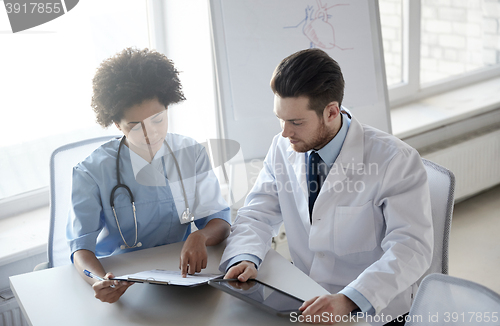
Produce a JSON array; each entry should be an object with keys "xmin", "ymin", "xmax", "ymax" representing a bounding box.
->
[{"xmin": 220, "ymin": 49, "xmax": 433, "ymax": 325}]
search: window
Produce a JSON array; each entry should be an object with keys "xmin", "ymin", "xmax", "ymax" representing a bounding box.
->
[
  {"xmin": 380, "ymin": 0, "xmax": 500, "ymax": 106},
  {"xmin": 421, "ymin": 0, "xmax": 500, "ymax": 84},
  {"xmin": 380, "ymin": 0, "xmax": 404, "ymax": 86},
  {"xmin": 0, "ymin": 0, "xmax": 150, "ymax": 212},
  {"xmin": 0, "ymin": 0, "xmax": 220, "ymax": 218}
]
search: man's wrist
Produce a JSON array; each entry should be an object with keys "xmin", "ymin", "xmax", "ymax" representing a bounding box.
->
[
  {"xmin": 340, "ymin": 294, "xmax": 359, "ymax": 313},
  {"xmin": 224, "ymin": 254, "xmax": 261, "ymax": 273},
  {"xmin": 189, "ymin": 229, "xmax": 208, "ymax": 245}
]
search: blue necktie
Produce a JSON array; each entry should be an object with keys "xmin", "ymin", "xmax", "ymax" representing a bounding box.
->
[{"xmin": 308, "ymin": 151, "xmax": 322, "ymax": 222}]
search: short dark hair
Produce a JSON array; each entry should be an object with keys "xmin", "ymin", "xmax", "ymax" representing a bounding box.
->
[
  {"xmin": 91, "ymin": 47, "xmax": 185, "ymax": 127},
  {"xmin": 270, "ymin": 48, "xmax": 344, "ymax": 117}
]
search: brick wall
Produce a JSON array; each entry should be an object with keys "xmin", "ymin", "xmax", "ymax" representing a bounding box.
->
[{"xmin": 380, "ymin": 0, "xmax": 500, "ymax": 86}]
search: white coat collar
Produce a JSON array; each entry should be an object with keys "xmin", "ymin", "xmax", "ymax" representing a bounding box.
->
[
  {"xmin": 321, "ymin": 116, "xmax": 364, "ymax": 192},
  {"xmin": 337, "ymin": 115, "xmax": 364, "ymax": 169}
]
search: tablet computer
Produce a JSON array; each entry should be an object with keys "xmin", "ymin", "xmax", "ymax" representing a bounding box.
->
[{"xmin": 208, "ymin": 279, "xmax": 303, "ymax": 317}]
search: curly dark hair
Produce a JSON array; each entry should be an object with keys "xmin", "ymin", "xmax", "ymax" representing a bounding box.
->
[
  {"xmin": 91, "ymin": 47, "xmax": 185, "ymax": 127},
  {"xmin": 270, "ymin": 48, "xmax": 344, "ymax": 117}
]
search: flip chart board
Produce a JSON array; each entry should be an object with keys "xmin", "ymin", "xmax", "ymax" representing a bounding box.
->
[{"xmin": 209, "ymin": 0, "xmax": 390, "ymax": 160}]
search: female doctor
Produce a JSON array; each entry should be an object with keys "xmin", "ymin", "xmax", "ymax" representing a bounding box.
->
[{"xmin": 67, "ymin": 48, "xmax": 231, "ymax": 303}]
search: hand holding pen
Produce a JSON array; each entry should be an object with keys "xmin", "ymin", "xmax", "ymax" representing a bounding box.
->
[
  {"xmin": 84, "ymin": 270, "xmax": 133, "ymax": 303},
  {"xmin": 84, "ymin": 269, "xmax": 116, "ymax": 288}
]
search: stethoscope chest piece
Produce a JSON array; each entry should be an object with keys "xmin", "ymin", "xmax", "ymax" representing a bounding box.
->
[
  {"xmin": 181, "ymin": 208, "xmax": 195, "ymax": 224},
  {"xmin": 120, "ymin": 242, "xmax": 142, "ymax": 250}
]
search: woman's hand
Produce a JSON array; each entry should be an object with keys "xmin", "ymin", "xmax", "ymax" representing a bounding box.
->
[
  {"xmin": 179, "ymin": 231, "xmax": 208, "ymax": 277},
  {"xmin": 179, "ymin": 219, "xmax": 230, "ymax": 277},
  {"xmin": 74, "ymin": 249, "xmax": 133, "ymax": 303},
  {"xmin": 92, "ymin": 272, "xmax": 133, "ymax": 303}
]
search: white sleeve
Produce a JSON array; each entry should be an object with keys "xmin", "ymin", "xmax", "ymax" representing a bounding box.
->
[{"xmin": 219, "ymin": 138, "xmax": 284, "ymax": 269}]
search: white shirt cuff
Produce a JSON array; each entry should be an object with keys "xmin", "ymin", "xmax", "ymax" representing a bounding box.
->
[
  {"xmin": 224, "ymin": 254, "xmax": 261, "ymax": 273},
  {"xmin": 339, "ymin": 286, "xmax": 375, "ymax": 315}
]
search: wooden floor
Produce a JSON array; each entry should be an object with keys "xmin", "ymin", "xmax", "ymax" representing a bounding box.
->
[{"xmin": 448, "ymin": 184, "xmax": 500, "ymax": 294}]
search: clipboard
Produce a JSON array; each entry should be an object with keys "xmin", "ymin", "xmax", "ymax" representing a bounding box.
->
[{"xmin": 113, "ymin": 269, "xmax": 223, "ymax": 287}]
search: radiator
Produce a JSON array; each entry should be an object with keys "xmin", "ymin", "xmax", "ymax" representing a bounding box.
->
[
  {"xmin": 421, "ymin": 126, "xmax": 500, "ymax": 201},
  {"xmin": 0, "ymin": 297, "xmax": 28, "ymax": 326}
]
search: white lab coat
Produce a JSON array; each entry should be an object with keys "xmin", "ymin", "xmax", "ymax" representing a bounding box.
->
[{"xmin": 221, "ymin": 116, "xmax": 433, "ymax": 320}]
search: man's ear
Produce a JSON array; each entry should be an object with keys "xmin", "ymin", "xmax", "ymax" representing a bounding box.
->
[
  {"xmin": 323, "ymin": 101, "xmax": 340, "ymax": 123},
  {"xmin": 114, "ymin": 121, "xmax": 122, "ymax": 131}
]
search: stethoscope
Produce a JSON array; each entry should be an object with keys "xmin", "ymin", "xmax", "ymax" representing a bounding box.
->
[{"xmin": 110, "ymin": 136, "xmax": 194, "ymax": 249}]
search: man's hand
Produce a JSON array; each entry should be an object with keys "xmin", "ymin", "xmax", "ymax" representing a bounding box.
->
[
  {"xmin": 179, "ymin": 231, "xmax": 208, "ymax": 277},
  {"xmin": 224, "ymin": 260, "xmax": 257, "ymax": 282},
  {"xmin": 299, "ymin": 293, "xmax": 358, "ymax": 325},
  {"xmin": 92, "ymin": 272, "xmax": 133, "ymax": 303}
]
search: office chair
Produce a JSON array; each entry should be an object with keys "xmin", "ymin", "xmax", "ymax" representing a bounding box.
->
[
  {"xmin": 34, "ymin": 136, "xmax": 118, "ymax": 270},
  {"xmin": 406, "ymin": 273, "xmax": 500, "ymax": 325},
  {"xmin": 418, "ymin": 158, "xmax": 455, "ymax": 283}
]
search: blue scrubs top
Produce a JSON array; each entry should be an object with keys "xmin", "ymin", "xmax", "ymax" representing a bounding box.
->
[{"xmin": 66, "ymin": 133, "xmax": 231, "ymax": 260}]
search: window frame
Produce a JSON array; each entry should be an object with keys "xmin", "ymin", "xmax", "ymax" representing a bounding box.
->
[{"xmin": 0, "ymin": 188, "xmax": 48, "ymax": 220}]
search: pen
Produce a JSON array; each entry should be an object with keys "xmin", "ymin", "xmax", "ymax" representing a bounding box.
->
[{"xmin": 83, "ymin": 269, "xmax": 116, "ymax": 288}]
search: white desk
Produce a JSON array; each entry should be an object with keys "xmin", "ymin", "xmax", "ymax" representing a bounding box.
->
[{"xmin": 10, "ymin": 242, "xmax": 368, "ymax": 325}]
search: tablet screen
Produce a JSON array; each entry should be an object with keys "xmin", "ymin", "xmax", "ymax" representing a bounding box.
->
[{"xmin": 208, "ymin": 279, "xmax": 303, "ymax": 316}]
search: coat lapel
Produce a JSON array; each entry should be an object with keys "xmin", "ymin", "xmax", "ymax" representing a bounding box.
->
[
  {"xmin": 319, "ymin": 116, "xmax": 365, "ymax": 194},
  {"xmin": 286, "ymin": 146, "xmax": 311, "ymax": 231},
  {"xmin": 287, "ymin": 147, "xmax": 308, "ymax": 198}
]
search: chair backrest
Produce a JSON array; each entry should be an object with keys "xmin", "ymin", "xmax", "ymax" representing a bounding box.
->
[
  {"xmin": 418, "ymin": 158, "xmax": 455, "ymax": 284},
  {"xmin": 406, "ymin": 273, "xmax": 500, "ymax": 325},
  {"xmin": 48, "ymin": 136, "xmax": 118, "ymax": 268}
]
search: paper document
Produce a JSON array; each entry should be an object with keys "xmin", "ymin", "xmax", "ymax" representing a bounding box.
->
[{"xmin": 114, "ymin": 270, "xmax": 223, "ymax": 287}]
